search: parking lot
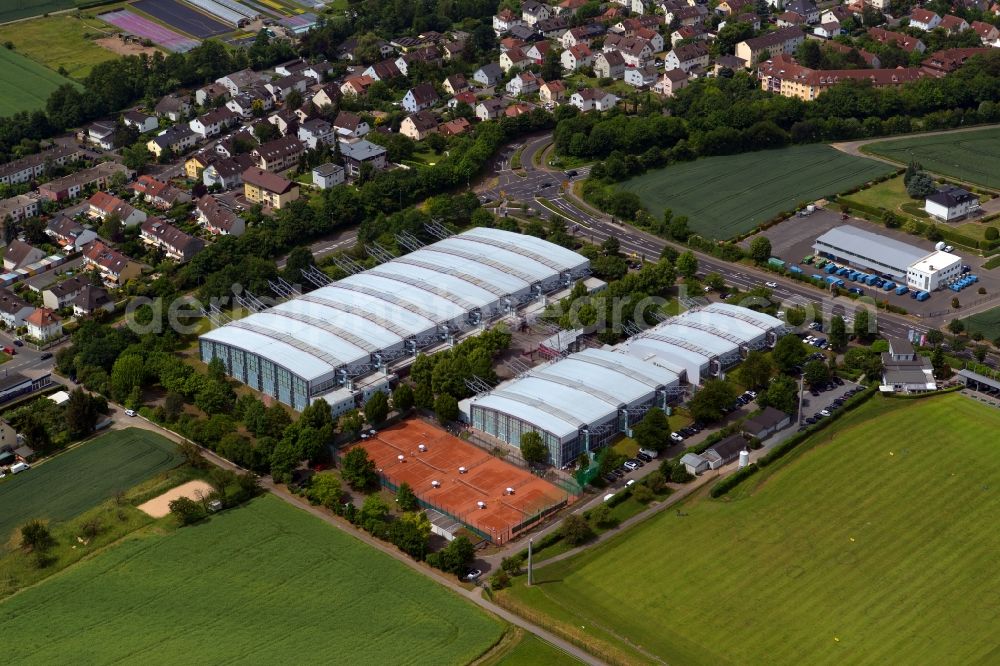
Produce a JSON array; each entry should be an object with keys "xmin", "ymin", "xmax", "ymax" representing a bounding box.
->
[
  {"xmin": 745, "ymin": 208, "xmax": 1000, "ymax": 318},
  {"xmin": 798, "ymin": 375, "xmax": 862, "ymax": 429}
]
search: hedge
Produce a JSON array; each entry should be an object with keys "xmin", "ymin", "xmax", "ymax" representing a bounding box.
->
[{"xmin": 710, "ymin": 463, "xmax": 759, "ymax": 498}]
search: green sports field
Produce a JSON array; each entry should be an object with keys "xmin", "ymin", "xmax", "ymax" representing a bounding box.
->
[
  {"xmin": 503, "ymin": 393, "xmax": 1000, "ymax": 665},
  {"xmin": 0, "ymin": 46, "xmax": 78, "ymax": 115},
  {"xmin": 619, "ymin": 145, "xmax": 893, "ymax": 239},
  {"xmin": 962, "ymin": 305, "xmax": 1000, "ymax": 341},
  {"xmin": 865, "ymin": 127, "xmax": 1000, "ymax": 189},
  {"xmin": 0, "ymin": 494, "xmax": 504, "ymax": 664},
  {"xmin": 0, "ymin": 428, "xmax": 182, "ymax": 545}
]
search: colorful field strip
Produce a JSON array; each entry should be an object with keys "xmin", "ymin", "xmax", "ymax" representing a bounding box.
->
[
  {"xmin": 100, "ymin": 9, "xmax": 200, "ymax": 52},
  {"xmin": 133, "ymin": 0, "xmax": 230, "ymax": 38}
]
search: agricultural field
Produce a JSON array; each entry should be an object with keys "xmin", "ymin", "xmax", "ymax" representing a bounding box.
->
[
  {"xmin": 482, "ymin": 630, "xmax": 581, "ymax": 666},
  {"xmin": 0, "ymin": 495, "xmax": 505, "ymax": 664},
  {"xmin": 0, "ymin": 46, "xmax": 78, "ymax": 115},
  {"xmin": 0, "ymin": 428, "xmax": 182, "ymax": 546},
  {"xmin": 0, "ymin": 0, "xmax": 83, "ymax": 24},
  {"xmin": 961, "ymin": 305, "xmax": 1000, "ymax": 341},
  {"xmin": 619, "ymin": 144, "xmax": 893, "ymax": 239},
  {"xmin": 865, "ymin": 127, "xmax": 1000, "ymax": 190},
  {"xmin": 0, "ymin": 15, "xmax": 120, "ymax": 80},
  {"xmin": 502, "ymin": 393, "xmax": 1000, "ymax": 665}
]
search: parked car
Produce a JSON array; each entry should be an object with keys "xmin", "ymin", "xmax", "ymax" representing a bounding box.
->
[
  {"xmin": 603, "ymin": 473, "xmax": 618, "ymax": 483},
  {"xmin": 638, "ymin": 447, "xmax": 659, "ymax": 458},
  {"xmin": 623, "ymin": 460, "xmax": 639, "ymax": 471},
  {"xmin": 670, "ymin": 432, "xmax": 684, "ymax": 443},
  {"xmin": 124, "ymin": 409, "xmax": 137, "ymax": 417},
  {"xmin": 465, "ymin": 569, "xmax": 482, "ymax": 581},
  {"xmin": 636, "ymin": 452, "xmax": 652, "ymax": 463}
]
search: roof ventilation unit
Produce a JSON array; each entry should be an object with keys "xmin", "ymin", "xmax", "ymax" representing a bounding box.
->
[
  {"xmin": 431, "ymin": 480, "xmax": 441, "ymax": 488},
  {"xmin": 458, "ymin": 466, "xmax": 467, "ymax": 474}
]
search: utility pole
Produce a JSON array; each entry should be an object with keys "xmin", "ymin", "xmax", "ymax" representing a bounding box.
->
[
  {"xmin": 797, "ymin": 374, "xmax": 805, "ymax": 425},
  {"xmin": 527, "ymin": 538, "xmax": 534, "ymax": 586}
]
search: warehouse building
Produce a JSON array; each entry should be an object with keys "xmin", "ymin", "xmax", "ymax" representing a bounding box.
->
[
  {"xmin": 814, "ymin": 225, "xmax": 961, "ymax": 290},
  {"xmin": 199, "ymin": 228, "xmax": 591, "ymax": 410},
  {"xmin": 463, "ymin": 303, "xmax": 784, "ymax": 467}
]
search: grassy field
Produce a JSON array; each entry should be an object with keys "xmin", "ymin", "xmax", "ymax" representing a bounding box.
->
[
  {"xmin": 0, "ymin": 0, "xmax": 82, "ymax": 24},
  {"xmin": 0, "ymin": 14, "xmax": 119, "ymax": 79},
  {"xmin": 0, "ymin": 428, "xmax": 182, "ymax": 546},
  {"xmin": 865, "ymin": 127, "xmax": 1000, "ymax": 190},
  {"xmin": 482, "ymin": 630, "xmax": 582, "ymax": 665},
  {"xmin": 0, "ymin": 46, "xmax": 78, "ymax": 114},
  {"xmin": 0, "ymin": 494, "xmax": 505, "ymax": 664},
  {"xmin": 962, "ymin": 305, "xmax": 1000, "ymax": 341},
  {"xmin": 502, "ymin": 393, "xmax": 1000, "ymax": 665},
  {"xmin": 619, "ymin": 145, "xmax": 893, "ymax": 239}
]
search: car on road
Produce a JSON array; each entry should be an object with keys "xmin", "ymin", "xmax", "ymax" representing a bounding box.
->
[
  {"xmin": 540, "ymin": 181, "xmax": 553, "ymax": 188},
  {"xmin": 40, "ymin": 352, "xmax": 52, "ymax": 360},
  {"xmin": 465, "ymin": 569, "xmax": 482, "ymax": 581},
  {"xmin": 124, "ymin": 409, "xmax": 137, "ymax": 417},
  {"xmin": 765, "ymin": 281, "xmax": 778, "ymax": 288},
  {"xmin": 12, "ymin": 339, "xmax": 22, "ymax": 347},
  {"xmin": 565, "ymin": 170, "xmax": 577, "ymax": 178}
]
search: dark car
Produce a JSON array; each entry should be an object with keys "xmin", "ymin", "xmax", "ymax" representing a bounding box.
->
[
  {"xmin": 834, "ymin": 376, "xmax": 844, "ymax": 385},
  {"xmin": 805, "ymin": 417, "xmax": 817, "ymax": 424},
  {"xmin": 12, "ymin": 339, "xmax": 23, "ymax": 347},
  {"xmin": 636, "ymin": 452, "xmax": 652, "ymax": 463},
  {"xmin": 40, "ymin": 352, "xmax": 53, "ymax": 360},
  {"xmin": 612, "ymin": 468, "xmax": 626, "ymax": 479},
  {"xmin": 604, "ymin": 473, "xmax": 618, "ymax": 483},
  {"xmin": 565, "ymin": 170, "xmax": 578, "ymax": 178}
]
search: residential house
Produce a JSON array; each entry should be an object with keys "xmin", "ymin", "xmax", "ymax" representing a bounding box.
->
[
  {"xmin": 267, "ymin": 107, "xmax": 298, "ymax": 137},
  {"xmin": 448, "ymin": 91, "xmax": 478, "ymax": 109},
  {"xmin": 338, "ymin": 36, "xmax": 394, "ymax": 61},
  {"xmin": 184, "ymin": 151, "xmax": 215, "ymax": 180},
  {"xmin": 42, "ymin": 275, "xmax": 94, "ymax": 309},
  {"xmin": 604, "ymin": 34, "xmax": 654, "ymax": 66},
  {"xmin": 867, "ymin": 27, "xmax": 926, "ymax": 53},
  {"xmin": 521, "ymin": 0, "xmax": 551, "ymax": 25},
  {"xmin": 216, "ymin": 69, "xmax": 266, "ymax": 97},
  {"xmin": 399, "ymin": 112, "xmax": 439, "ymax": 141},
  {"xmin": 130, "ymin": 174, "xmax": 190, "ymax": 210},
  {"xmin": 332, "ymin": 111, "xmax": 371, "ymax": 139},
  {"xmin": 82, "ymin": 240, "xmax": 141, "ymax": 285},
  {"xmin": 972, "ymin": 20, "xmax": 1000, "ymax": 45},
  {"xmin": 506, "ymin": 71, "xmax": 540, "ymax": 95},
  {"xmin": 402, "ymin": 82, "xmax": 439, "ymax": 113},
  {"xmin": 909, "ymin": 8, "xmax": 942, "ymax": 31},
  {"xmin": 202, "ymin": 154, "xmax": 255, "ymax": 190},
  {"xmin": 736, "ymin": 27, "xmax": 805, "ymax": 63},
  {"xmin": 504, "ymin": 102, "xmax": 532, "ymax": 118},
  {"xmin": 339, "ymin": 140, "xmax": 388, "ymax": 177},
  {"xmin": 311, "ymin": 84, "xmax": 340, "ymax": 110},
  {"xmin": 741, "ymin": 406, "xmax": 791, "ymax": 440},
  {"xmin": 265, "ymin": 73, "xmax": 310, "ymax": 102},
  {"xmin": 311, "ymin": 163, "xmax": 346, "ymax": 189},
  {"xmin": 3, "ymin": 240, "xmax": 45, "ymax": 272},
  {"xmin": 758, "ymin": 54, "xmax": 924, "ymax": 101},
  {"xmin": 242, "ymin": 167, "xmax": 300, "ymax": 209},
  {"xmin": 665, "ymin": 42, "xmax": 710, "ymax": 72},
  {"xmin": 493, "ymin": 8, "xmax": 525, "ymax": 34},
  {"xmin": 537, "ymin": 15, "xmax": 570, "ymax": 39},
  {"xmin": 154, "ymin": 93, "xmax": 192, "ymax": 121},
  {"xmin": 813, "ymin": 22, "xmax": 842, "ymax": 38},
  {"xmin": 594, "ymin": 50, "xmax": 626, "ymax": 79},
  {"xmin": 716, "ymin": 0, "xmax": 752, "ymax": 14},
  {"xmin": 500, "ymin": 47, "xmax": 532, "ymax": 73},
  {"xmin": 556, "ymin": 0, "xmax": 588, "ymax": 14},
  {"xmin": 539, "ymin": 80, "xmax": 567, "ymax": 105},
  {"xmin": 525, "ymin": 42, "xmax": 552, "ymax": 65},
  {"xmin": 665, "ymin": 5, "xmax": 708, "ymax": 26},
  {"xmin": 881, "ymin": 337, "xmax": 936, "ymax": 393},
  {"xmin": 823, "ymin": 41, "xmax": 881, "ymax": 68},
  {"xmin": 475, "ymin": 98, "xmax": 506, "ymax": 121},
  {"xmin": 778, "ymin": 11, "xmax": 808, "ymax": 27},
  {"xmin": 196, "ymin": 195, "xmax": 245, "ymax": 236},
  {"xmin": 189, "ymin": 107, "xmax": 239, "ymax": 139},
  {"xmin": 561, "ymin": 24, "xmax": 604, "ymax": 49},
  {"xmin": 939, "ymin": 14, "xmax": 970, "ymax": 33},
  {"xmin": 252, "ymin": 136, "xmax": 305, "ymax": 172},
  {"xmin": 363, "ymin": 59, "xmax": 402, "ymax": 82},
  {"xmin": 654, "ymin": 68, "xmax": 689, "ymax": 96},
  {"xmin": 226, "ymin": 88, "xmax": 274, "ymax": 118},
  {"xmin": 85, "ymin": 121, "xmax": 118, "ymax": 150},
  {"xmin": 439, "ymin": 117, "xmax": 472, "ymax": 136},
  {"xmin": 624, "ymin": 65, "xmax": 659, "ymax": 88},
  {"xmin": 146, "ymin": 126, "xmax": 198, "ymax": 159},
  {"xmin": 0, "ymin": 145, "xmax": 80, "ymax": 186},
  {"xmin": 473, "ymin": 63, "xmax": 503, "ymax": 86},
  {"xmin": 71, "ymin": 284, "xmax": 114, "ymax": 317},
  {"xmin": 442, "ymin": 40, "xmax": 466, "ymax": 60},
  {"xmin": 0, "ymin": 195, "xmax": 39, "ymax": 223},
  {"xmin": 671, "ymin": 25, "xmax": 708, "ymax": 47},
  {"xmin": 443, "ymin": 74, "xmax": 470, "ymax": 95},
  {"xmin": 275, "ymin": 58, "xmax": 309, "ymax": 77},
  {"xmin": 140, "ymin": 219, "xmax": 205, "ymax": 262},
  {"xmin": 395, "ymin": 46, "xmax": 441, "ymax": 77},
  {"xmin": 298, "ymin": 118, "xmax": 334, "ymax": 149},
  {"xmin": 45, "ymin": 215, "xmax": 98, "ymax": 250},
  {"xmin": 634, "ymin": 27, "xmax": 664, "ymax": 53},
  {"xmin": 122, "ymin": 110, "xmax": 158, "ymax": 134},
  {"xmin": 925, "ymin": 185, "xmax": 980, "ymax": 221},
  {"xmin": 25, "ymin": 308, "xmax": 62, "ymax": 342},
  {"xmin": 781, "ymin": 0, "xmax": 819, "ymax": 21},
  {"xmin": 195, "ymin": 82, "xmax": 230, "ymax": 107},
  {"xmin": 38, "ymin": 162, "xmax": 132, "ymax": 202},
  {"xmin": 570, "ymin": 88, "xmax": 618, "ymax": 111},
  {"xmin": 713, "ymin": 55, "xmax": 748, "ymax": 74},
  {"xmin": 87, "ymin": 190, "xmax": 146, "ymax": 226},
  {"xmin": 0, "ymin": 288, "xmax": 34, "ymax": 327},
  {"xmin": 561, "ymin": 43, "xmax": 593, "ymax": 71},
  {"xmin": 820, "ymin": 6, "xmax": 852, "ymax": 24},
  {"xmin": 340, "ymin": 75, "xmax": 375, "ymax": 97}
]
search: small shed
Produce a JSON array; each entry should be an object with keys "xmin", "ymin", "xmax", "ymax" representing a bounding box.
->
[
  {"xmin": 703, "ymin": 434, "xmax": 748, "ymax": 470},
  {"xmin": 47, "ymin": 390, "xmax": 71, "ymax": 406},
  {"xmin": 14, "ymin": 445, "xmax": 36, "ymax": 463},
  {"xmin": 742, "ymin": 406, "xmax": 791, "ymax": 440},
  {"xmin": 680, "ymin": 452, "xmax": 709, "ymax": 476}
]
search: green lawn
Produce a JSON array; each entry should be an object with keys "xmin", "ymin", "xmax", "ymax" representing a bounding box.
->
[
  {"xmin": 865, "ymin": 127, "xmax": 1000, "ymax": 190},
  {"xmin": 486, "ymin": 632, "xmax": 581, "ymax": 665},
  {"xmin": 619, "ymin": 144, "xmax": 893, "ymax": 239},
  {"xmin": 962, "ymin": 306, "xmax": 1000, "ymax": 341},
  {"xmin": 0, "ymin": 14, "xmax": 120, "ymax": 80},
  {"xmin": 502, "ymin": 393, "xmax": 1000, "ymax": 665},
  {"xmin": 0, "ymin": 428, "xmax": 182, "ymax": 546},
  {"xmin": 0, "ymin": 46, "xmax": 78, "ymax": 114},
  {"xmin": 0, "ymin": 494, "xmax": 505, "ymax": 664}
]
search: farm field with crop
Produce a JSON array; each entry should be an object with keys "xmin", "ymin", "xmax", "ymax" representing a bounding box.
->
[
  {"xmin": 0, "ymin": 0, "xmax": 81, "ymax": 24},
  {"xmin": 864, "ymin": 127, "xmax": 1000, "ymax": 189},
  {"xmin": 619, "ymin": 144, "xmax": 893, "ymax": 239},
  {"xmin": 962, "ymin": 305, "xmax": 1000, "ymax": 341},
  {"xmin": 0, "ymin": 428, "xmax": 182, "ymax": 546},
  {"xmin": 0, "ymin": 15, "xmax": 120, "ymax": 79},
  {"xmin": 0, "ymin": 494, "xmax": 505, "ymax": 664},
  {"xmin": 0, "ymin": 46, "xmax": 78, "ymax": 115},
  {"xmin": 501, "ymin": 393, "xmax": 1000, "ymax": 665}
]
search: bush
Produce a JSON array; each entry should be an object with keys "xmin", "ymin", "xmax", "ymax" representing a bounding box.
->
[
  {"xmin": 561, "ymin": 513, "xmax": 595, "ymax": 546},
  {"xmin": 490, "ymin": 571, "xmax": 511, "ymax": 590},
  {"xmin": 632, "ymin": 484, "xmax": 654, "ymax": 504},
  {"xmin": 710, "ymin": 463, "xmax": 759, "ymax": 498},
  {"xmin": 587, "ymin": 502, "xmax": 617, "ymax": 528}
]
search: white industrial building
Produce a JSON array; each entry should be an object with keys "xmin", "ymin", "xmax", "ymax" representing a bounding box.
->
[
  {"xmin": 814, "ymin": 225, "xmax": 961, "ymax": 291},
  {"xmin": 462, "ymin": 303, "xmax": 785, "ymax": 467},
  {"xmin": 199, "ymin": 228, "xmax": 591, "ymax": 411}
]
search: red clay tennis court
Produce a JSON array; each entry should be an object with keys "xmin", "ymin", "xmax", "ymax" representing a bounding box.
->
[{"xmin": 354, "ymin": 418, "xmax": 573, "ymax": 544}]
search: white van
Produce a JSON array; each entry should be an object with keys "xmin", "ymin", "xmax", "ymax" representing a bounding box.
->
[
  {"xmin": 10, "ymin": 462, "xmax": 30, "ymax": 474},
  {"xmin": 638, "ymin": 448, "xmax": 659, "ymax": 459},
  {"xmin": 603, "ymin": 493, "xmax": 616, "ymax": 502}
]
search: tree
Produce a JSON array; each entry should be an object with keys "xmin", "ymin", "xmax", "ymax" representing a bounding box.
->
[
  {"xmin": 541, "ymin": 49, "xmax": 561, "ymax": 81},
  {"xmin": 519, "ymin": 431, "xmax": 549, "ymax": 464},
  {"xmin": 388, "ymin": 510, "xmax": 431, "ymax": 559},
  {"xmin": 65, "ymin": 388, "xmax": 100, "ymax": 439},
  {"xmin": 688, "ymin": 379, "xmax": 739, "ymax": 423},
  {"xmin": 986, "ymin": 227, "xmax": 999, "ymax": 241},
  {"xmin": 906, "ymin": 172, "xmax": 936, "ymax": 198},
  {"xmin": 268, "ymin": 437, "xmax": 300, "ymax": 483},
  {"xmin": 561, "ymin": 514, "xmax": 595, "ymax": 546},
  {"xmin": 100, "ymin": 212, "xmax": 123, "ymax": 243},
  {"xmin": 434, "ymin": 393, "xmax": 459, "ymax": 424},
  {"xmin": 759, "ymin": 375, "xmax": 798, "ymax": 415},
  {"xmin": 601, "ymin": 235, "xmax": 620, "ymax": 257},
  {"xmin": 705, "ymin": 272, "xmax": 726, "ymax": 291},
  {"xmin": 931, "ymin": 346, "xmax": 949, "ymax": 378},
  {"xmin": 975, "ymin": 345, "xmax": 988, "ymax": 363},
  {"xmin": 736, "ymin": 350, "xmax": 773, "ymax": 389},
  {"xmin": 360, "ymin": 493, "xmax": 390, "ymax": 532},
  {"xmin": 397, "ymin": 481, "xmax": 418, "ymax": 512},
  {"xmin": 110, "ymin": 354, "xmax": 144, "ymax": 402},
  {"xmin": 804, "ymin": 360, "xmax": 831, "ymax": 388},
  {"xmin": 951, "ymin": 296, "xmax": 961, "ymax": 309},
  {"xmin": 796, "ymin": 39, "xmax": 822, "ymax": 68},
  {"xmin": 772, "ymin": 334, "xmax": 807, "ymax": 372},
  {"xmin": 926, "ymin": 329, "xmax": 944, "ymax": 346},
  {"xmin": 392, "ymin": 383, "xmax": 414, "ymax": 412},
  {"xmin": 631, "ymin": 407, "xmax": 670, "ymax": 452},
  {"xmin": 20, "ymin": 520, "xmax": 55, "ymax": 552},
  {"xmin": 282, "ymin": 245, "xmax": 314, "ymax": 287},
  {"xmin": 588, "ymin": 503, "xmax": 615, "ymax": 528},
  {"xmin": 338, "ymin": 410, "xmax": 364, "ymax": 438},
  {"xmin": 853, "ymin": 309, "xmax": 875, "ymax": 342},
  {"xmin": 430, "ymin": 536, "xmax": 475, "ymax": 575},
  {"xmin": 364, "ymin": 391, "xmax": 389, "ymax": 425},
  {"xmin": 749, "ymin": 236, "xmax": 772, "ymax": 264},
  {"xmin": 948, "ymin": 318, "xmax": 965, "ymax": 334},
  {"xmin": 828, "ymin": 315, "xmax": 847, "ymax": 352},
  {"xmin": 341, "ymin": 447, "xmax": 378, "ymax": 491},
  {"xmin": 169, "ymin": 496, "xmax": 206, "ymax": 525},
  {"xmin": 676, "ymin": 251, "xmax": 698, "ymax": 279}
]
